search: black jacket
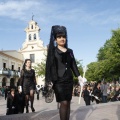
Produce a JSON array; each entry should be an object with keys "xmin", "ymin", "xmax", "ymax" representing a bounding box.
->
[
  {"xmin": 7, "ymin": 94, "xmax": 17, "ymax": 109},
  {"xmin": 55, "ymin": 47, "xmax": 80, "ymax": 78},
  {"xmin": 45, "ymin": 47, "xmax": 80, "ymax": 84}
]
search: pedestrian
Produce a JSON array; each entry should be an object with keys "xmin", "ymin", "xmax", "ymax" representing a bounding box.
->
[
  {"xmin": 1, "ymin": 86, "xmax": 5, "ymax": 97},
  {"xmin": 19, "ymin": 59, "xmax": 37, "ymax": 113},
  {"xmin": 5, "ymin": 86, "xmax": 8, "ymax": 100},
  {"xmin": 83, "ymin": 85, "xmax": 91, "ymax": 106},
  {"xmin": 101, "ymin": 81, "xmax": 108, "ymax": 103},
  {"xmin": 93, "ymin": 81, "xmax": 102, "ymax": 104},
  {"xmin": 6, "ymin": 89, "xmax": 18, "ymax": 115},
  {"xmin": 36, "ymin": 85, "xmax": 40, "ymax": 100},
  {"xmin": 45, "ymin": 25, "xmax": 84, "ymax": 120}
]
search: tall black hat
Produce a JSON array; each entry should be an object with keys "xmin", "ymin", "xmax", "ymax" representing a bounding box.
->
[
  {"xmin": 50, "ymin": 25, "xmax": 68, "ymax": 48},
  {"xmin": 52, "ymin": 25, "xmax": 67, "ymax": 39}
]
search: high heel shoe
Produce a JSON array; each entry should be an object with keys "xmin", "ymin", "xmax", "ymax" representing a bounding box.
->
[
  {"xmin": 26, "ymin": 109, "xmax": 29, "ymax": 113},
  {"xmin": 31, "ymin": 107, "xmax": 35, "ymax": 112},
  {"xmin": 26, "ymin": 106, "xmax": 29, "ymax": 113}
]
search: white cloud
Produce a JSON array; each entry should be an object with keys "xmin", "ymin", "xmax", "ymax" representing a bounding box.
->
[{"xmin": 0, "ymin": 0, "xmax": 120, "ymax": 26}]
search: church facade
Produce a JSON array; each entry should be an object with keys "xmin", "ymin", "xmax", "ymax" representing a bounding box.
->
[{"xmin": 0, "ymin": 20, "xmax": 47, "ymax": 87}]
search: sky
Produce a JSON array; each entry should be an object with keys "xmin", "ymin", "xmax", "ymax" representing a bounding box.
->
[{"xmin": 0, "ymin": 0, "xmax": 120, "ymax": 66}]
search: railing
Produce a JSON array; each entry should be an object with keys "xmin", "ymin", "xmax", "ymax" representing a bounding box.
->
[
  {"xmin": 0, "ymin": 68, "xmax": 20, "ymax": 77},
  {"xmin": 0, "ymin": 68, "xmax": 9, "ymax": 75}
]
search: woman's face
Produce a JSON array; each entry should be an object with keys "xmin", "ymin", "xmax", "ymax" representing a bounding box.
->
[
  {"xmin": 55, "ymin": 36, "xmax": 66, "ymax": 47},
  {"xmin": 11, "ymin": 91, "xmax": 15, "ymax": 96},
  {"xmin": 25, "ymin": 60, "xmax": 31, "ymax": 68}
]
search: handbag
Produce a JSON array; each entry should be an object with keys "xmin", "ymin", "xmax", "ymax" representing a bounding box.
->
[{"xmin": 45, "ymin": 85, "xmax": 54, "ymax": 103}]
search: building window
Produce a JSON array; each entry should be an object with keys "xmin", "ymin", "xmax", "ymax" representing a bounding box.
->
[
  {"xmin": 31, "ymin": 25, "xmax": 33, "ymax": 29},
  {"xmin": 29, "ymin": 34, "xmax": 31, "ymax": 40},
  {"xmin": 30, "ymin": 54, "xmax": 35, "ymax": 63},
  {"xmin": 3, "ymin": 63, "xmax": 6, "ymax": 69},
  {"xmin": 18, "ymin": 67, "xmax": 20, "ymax": 72},
  {"xmin": 34, "ymin": 34, "xmax": 36, "ymax": 40},
  {"xmin": 11, "ymin": 65, "xmax": 14, "ymax": 70}
]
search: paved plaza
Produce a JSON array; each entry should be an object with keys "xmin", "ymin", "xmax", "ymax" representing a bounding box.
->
[{"xmin": 0, "ymin": 95, "xmax": 120, "ymax": 120}]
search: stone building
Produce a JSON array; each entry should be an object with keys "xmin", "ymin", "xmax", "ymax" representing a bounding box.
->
[{"xmin": 0, "ymin": 19, "xmax": 47, "ymax": 87}]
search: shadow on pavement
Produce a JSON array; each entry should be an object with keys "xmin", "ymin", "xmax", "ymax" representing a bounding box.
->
[{"xmin": 70, "ymin": 105, "xmax": 97, "ymax": 120}]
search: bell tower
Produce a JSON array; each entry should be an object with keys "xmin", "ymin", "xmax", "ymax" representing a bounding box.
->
[
  {"xmin": 19, "ymin": 19, "xmax": 47, "ymax": 63},
  {"xmin": 25, "ymin": 20, "xmax": 40, "ymax": 42}
]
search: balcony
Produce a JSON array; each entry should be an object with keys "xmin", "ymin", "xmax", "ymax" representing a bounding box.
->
[
  {"xmin": 0, "ymin": 68, "xmax": 9, "ymax": 75},
  {"xmin": 0, "ymin": 68, "xmax": 20, "ymax": 77},
  {"xmin": 9, "ymin": 70, "xmax": 16, "ymax": 76}
]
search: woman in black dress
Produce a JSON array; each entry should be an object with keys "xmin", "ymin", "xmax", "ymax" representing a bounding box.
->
[
  {"xmin": 45, "ymin": 25, "xmax": 83, "ymax": 120},
  {"xmin": 19, "ymin": 59, "xmax": 36, "ymax": 113}
]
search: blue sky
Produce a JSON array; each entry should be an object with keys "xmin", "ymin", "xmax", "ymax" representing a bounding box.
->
[{"xmin": 0, "ymin": 0, "xmax": 120, "ymax": 66}]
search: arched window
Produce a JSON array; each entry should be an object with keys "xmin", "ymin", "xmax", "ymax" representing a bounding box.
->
[
  {"xmin": 34, "ymin": 34, "xmax": 36, "ymax": 40},
  {"xmin": 31, "ymin": 25, "xmax": 33, "ymax": 29},
  {"xmin": 2, "ymin": 77, "xmax": 7, "ymax": 87},
  {"xmin": 10, "ymin": 78, "xmax": 15, "ymax": 88},
  {"xmin": 29, "ymin": 34, "xmax": 31, "ymax": 40}
]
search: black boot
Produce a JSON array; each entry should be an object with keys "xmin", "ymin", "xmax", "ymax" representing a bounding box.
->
[
  {"xmin": 26, "ymin": 106, "xmax": 29, "ymax": 113},
  {"xmin": 31, "ymin": 106, "xmax": 35, "ymax": 112}
]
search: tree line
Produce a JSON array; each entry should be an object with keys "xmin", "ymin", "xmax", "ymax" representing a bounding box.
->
[{"xmin": 86, "ymin": 28, "xmax": 120, "ymax": 82}]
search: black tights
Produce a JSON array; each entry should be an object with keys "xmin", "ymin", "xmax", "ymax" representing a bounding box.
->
[
  {"xmin": 25, "ymin": 90, "xmax": 35, "ymax": 111},
  {"xmin": 59, "ymin": 101, "xmax": 71, "ymax": 120}
]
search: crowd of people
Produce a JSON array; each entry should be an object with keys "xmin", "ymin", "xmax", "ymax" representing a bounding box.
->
[
  {"xmin": 1, "ymin": 80, "xmax": 120, "ymax": 115},
  {"xmin": 73, "ymin": 80, "xmax": 120, "ymax": 106}
]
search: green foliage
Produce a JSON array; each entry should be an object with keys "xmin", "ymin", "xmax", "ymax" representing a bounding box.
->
[
  {"xmin": 33, "ymin": 58, "xmax": 46, "ymax": 78},
  {"xmin": 86, "ymin": 28, "xmax": 120, "ymax": 82}
]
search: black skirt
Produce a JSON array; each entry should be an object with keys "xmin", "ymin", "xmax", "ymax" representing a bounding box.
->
[
  {"xmin": 23, "ymin": 84, "xmax": 35, "ymax": 95},
  {"xmin": 53, "ymin": 83, "xmax": 73, "ymax": 102}
]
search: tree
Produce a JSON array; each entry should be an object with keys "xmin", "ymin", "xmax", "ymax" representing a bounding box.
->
[
  {"xmin": 86, "ymin": 28, "xmax": 120, "ymax": 82},
  {"xmin": 33, "ymin": 58, "xmax": 46, "ymax": 78}
]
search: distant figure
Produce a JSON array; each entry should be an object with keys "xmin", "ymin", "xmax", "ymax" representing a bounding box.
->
[
  {"xmin": 83, "ymin": 85, "xmax": 91, "ymax": 106},
  {"xmin": 36, "ymin": 85, "xmax": 40, "ymax": 100},
  {"xmin": 93, "ymin": 81, "xmax": 102, "ymax": 104},
  {"xmin": 5, "ymin": 86, "xmax": 8, "ymax": 100},
  {"xmin": 101, "ymin": 81, "xmax": 108, "ymax": 103}
]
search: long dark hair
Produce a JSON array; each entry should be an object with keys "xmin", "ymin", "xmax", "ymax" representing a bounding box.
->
[
  {"xmin": 45, "ymin": 25, "xmax": 68, "ymax": 84},
  {"xmin": 22, "ymin": 59, "xmax": 32, "ymax": 70}
]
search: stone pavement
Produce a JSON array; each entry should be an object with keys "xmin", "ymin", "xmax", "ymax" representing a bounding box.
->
[{"xmin": 0, "ymin": 95, "xmax": 120, "ymax": 120}]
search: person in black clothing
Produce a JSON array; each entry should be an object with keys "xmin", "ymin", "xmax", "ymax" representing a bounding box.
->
[
  {"xmin": 83, "ymin": 85, "xmax": 91, "ymax": 106},
  {"xmin": 5, "ymin": 86, "xmax": 9, "ymax": 100},
  {"xmin": 93, "ymin": 82, "xmax": 102, "ymax": 104},
  {"xmin": 19, "ymin": 59, "xmax": 37, "ymax": 113},
  {"xmin": 16, "ymin": 86, "xmax": 25, "ymax": 113},
  {"xmin": 6, "ymin": 89, "xmax": 18, "ymax": 115},
  {"xmin": 45, "ymin": 25, "xmax": 83, "ymax": 120},
  {"xmin": 36, "ymin": 85, "xmax": 40, "ymax": 100}
]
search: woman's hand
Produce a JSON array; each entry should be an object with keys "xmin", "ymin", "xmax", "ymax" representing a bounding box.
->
[
  {"xmin": 78, "ymin": 75, "xmax": 87, "ymax": 86},
  {"xmin": 19, "ymin": 86, "xmax": 22, "ymax": 93}
]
